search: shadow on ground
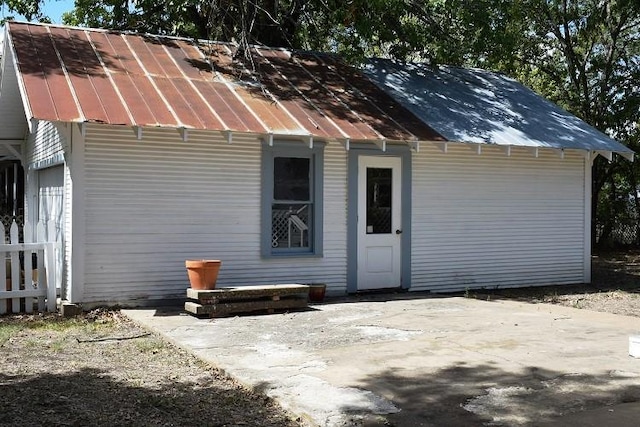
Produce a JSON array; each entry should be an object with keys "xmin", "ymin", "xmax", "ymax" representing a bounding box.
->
[
  {"xmin": 0, "ymin": 369, "xmax": 293, "ymax": 426},
  {"xmin": 591, "ymin": 252, "xmax": 640, "ymax": 292},
  {"xmin": 349, "ymin": 363, "xmax": 640, "ymax": 426}
]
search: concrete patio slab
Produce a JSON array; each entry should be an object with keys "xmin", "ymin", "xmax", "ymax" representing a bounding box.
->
[{"xmin": 123, "ymin": 294, "xmax": 640, "ymax": 426}]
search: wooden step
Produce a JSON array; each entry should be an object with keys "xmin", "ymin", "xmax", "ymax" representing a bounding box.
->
[
  {"xmin": 187, "ymin": 284, "xmax": 309, "ymax": 303},
  {"xmin": 185, "ymin": 298, "xmax": 308, "ymax": 317},
  {"xmin": 185, "ymin": 284, "xmax": 310, "ymax": 318}
]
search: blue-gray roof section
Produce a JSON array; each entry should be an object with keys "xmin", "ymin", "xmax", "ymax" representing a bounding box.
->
[{"xmin": 364, "ymin": 59, "xmax": 633, "ymax": 156}]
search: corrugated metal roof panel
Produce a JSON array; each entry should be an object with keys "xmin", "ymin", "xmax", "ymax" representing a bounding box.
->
[
  {"xmin": 11, "ymin": 24, "xmax": 80, "ymax": 122},
  {"xmin": 321, "ymin": 54, "xmax": 437, "ymax": 141},
  {"xmin": 251, "ymin": 48, "xmax": 336, "ymax": 138},
  {"xmin": 210, "ymin": 44, "xmax": 304, "ymax": 134},
  {"xmin": 68, "ymin": 30, "xmax": 132, "ymax": 125},
  {"xmin": 259, "ymin": 49, "xmax": 376, "ymax": 140},
  {"xmin": 6, "ymin": 21, "xmax": 443, "ymax": 143},
  {"xmin": 295, "ymin": 52, "xmax": 407, "ymax": 141},
  {"xmin": 364, "ymin": 59, "xmax": 632, "ymax": 154}
]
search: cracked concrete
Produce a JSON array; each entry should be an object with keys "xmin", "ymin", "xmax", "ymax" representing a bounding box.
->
[{"xmin": 123, "ymin": 294, "xmax": 640, "ymax": 426}]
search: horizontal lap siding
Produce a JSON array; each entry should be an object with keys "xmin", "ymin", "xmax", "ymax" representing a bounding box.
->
[
  {"xmin": 0, "ymin": 51, "xmax": 27, "ymax": 140},
  {"xmin": 25, "ymin": 122, "xmax": 70, "ymax": 299},
  {"xmin": 83, "ymin": 125, "xmax": 347, "ymax": 304},
  {"xmin": 411, "ymin": 145, "xmax": 586, "ymax": 292},
  {"xmin": 27, "ymin": 121, "xmax": 65, "ymax": 164}
]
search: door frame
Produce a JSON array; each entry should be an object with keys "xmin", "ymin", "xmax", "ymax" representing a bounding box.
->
[{"xmin": 347, "ymin": 144, "xmax": 412, "ymax": 293}]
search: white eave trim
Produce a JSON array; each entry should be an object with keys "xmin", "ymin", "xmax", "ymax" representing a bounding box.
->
[
  {"xmin": 595, "ymin": 150, "xmax": 613, "ymax": 162},
  {"xmin": 4, "ymin": 26, "xmax": 35, "ymax": 134},
  {"xmin": 619, "ymin": 151, "xmax": 635, "ymax": 162},
  {"xmin": 423, "ymin": 139, "xmax": 635, "ymax": 162}
]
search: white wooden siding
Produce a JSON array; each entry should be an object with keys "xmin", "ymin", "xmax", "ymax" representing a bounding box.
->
[
  {"xmin": 25, "ymin": 121, "xmax": 70, "ymax": 299},
  {"xmin": 82, "ymin": 125, "xmax": 347, "ymax": 305},
  {"xmin": 25, "ymin": 121, "xmax": 66, "ymax": 232},
  {"xmin": 0, "ymin": 43, "xmax": 28, "ymax": 140},
  {"xmin": 411, "ymin": 144, "xmax": 586, "ymax": 292},
  {"xmin": 77, "ymin": 124, "xmax": 588, "ymax": 304},
  {"xmin": 26, "ymin": 121, "xmax": 66, "ymax": 165}
]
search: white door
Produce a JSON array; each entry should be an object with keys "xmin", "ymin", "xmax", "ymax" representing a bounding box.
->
[
  {"xmin": 38, "ymin": 165, "xmax": 64, "ymax": 243},
  {"xmin": 38, "ymin": 166, "xmax": 64, "ymax": 295},
  {"xmin": 357, "ymin": 156, "xmax": 402, "ymax": 290}
]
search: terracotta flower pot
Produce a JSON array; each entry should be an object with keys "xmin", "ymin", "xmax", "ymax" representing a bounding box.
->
[
  {"xmin": 308, "ymin": 283, "xmax": 326, "ymax": 302},
  {"xmin": 186, "ymin": 260, "xmax": 222, "ymax": 290}
]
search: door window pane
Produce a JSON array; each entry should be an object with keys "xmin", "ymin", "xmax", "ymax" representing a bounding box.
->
[{"xmin": 366, "ymin": 167, "xmax": 392, "ymax": 234}]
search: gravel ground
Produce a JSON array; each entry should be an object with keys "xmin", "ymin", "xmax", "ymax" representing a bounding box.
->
[{"xmin": 0, "ymin": 252, "xmax": 638, "ymax": 426}]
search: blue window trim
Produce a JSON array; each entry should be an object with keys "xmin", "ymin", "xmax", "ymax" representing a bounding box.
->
[
  {"xmin": 261, "ymin": 141, "xmax": 324, "ymax": 258},
  {"xmin": 346, "ymin": 143, "xmax": 412, "ymax": 292}
]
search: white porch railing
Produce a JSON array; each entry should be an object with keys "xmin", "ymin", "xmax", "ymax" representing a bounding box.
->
[{"xmin": 0, "ymin": 220, "xmax": 60, "ymax": 314}]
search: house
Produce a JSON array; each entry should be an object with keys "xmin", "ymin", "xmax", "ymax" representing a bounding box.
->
[{"xmin": 0, "ymin": 22, "xmax": 632, "ymax": 307}]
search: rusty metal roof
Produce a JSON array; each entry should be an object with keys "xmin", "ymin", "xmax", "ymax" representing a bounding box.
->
[{"xmin": 5, "ymin": 22, "xmax": 444, "ymax": 143}]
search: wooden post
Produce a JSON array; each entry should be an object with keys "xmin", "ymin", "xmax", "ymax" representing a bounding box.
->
[
  {"xmin": 10, "ymin": 221, "xmax": 20, "ymax": 313},
  {"xmin": 36, "ymin": 222, "xmax": 49, "ymax": 311},
  {"xmin": 0, "ymin": 222, "xmax": 6, "ymax": 314},
  {"xmin": 23, "ymin": 223, "xmax": 33, "ymax": 313},
  {"xmin": 37, "ymin": 221, "xmax": 56, "ymax": 312},
  {"xmin": 46, "ymin": 220, "xmax": 57, "ymax": 312}
]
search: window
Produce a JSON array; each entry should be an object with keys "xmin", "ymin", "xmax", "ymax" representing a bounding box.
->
[
  {"xmin": 262, "ymin": 142, "xmax": 323, "ymax": 256},
  {"xmin": 366, "ymin": 167, "xmax": 392, "ymax": 234}
]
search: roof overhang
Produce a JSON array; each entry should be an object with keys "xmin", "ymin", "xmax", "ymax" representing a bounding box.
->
[
  {"xmin": 4, "ymin": 21, "xmax": 444, "ymax": 148},
  {"xmin": 363, "ymin": 59, "xmax": 634, "ymax": 161}
]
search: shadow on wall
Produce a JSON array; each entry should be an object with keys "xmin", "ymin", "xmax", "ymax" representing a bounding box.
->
[{"xmin": 347, "ymin": 363, "xmax": 640, "ymax": 426}]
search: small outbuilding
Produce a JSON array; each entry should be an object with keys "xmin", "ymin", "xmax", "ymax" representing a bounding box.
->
[{"xmin": 0, "ymin": 22, "xmax": 632, "ymax": 306}]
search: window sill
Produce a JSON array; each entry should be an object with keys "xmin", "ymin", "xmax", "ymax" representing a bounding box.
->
[{"xmin": 263, "ymin": 252, "xmax": 324, "ymax": 259}]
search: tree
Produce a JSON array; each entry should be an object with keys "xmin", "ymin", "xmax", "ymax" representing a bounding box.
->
[
  {"xmin": 1, "ymin": 0, "xmax": 48, "ymax": 22},
  {"xmin": 5, "ymin": 0, "xmax": 640, "ymax": 247},
  {"xmin": 59, "ymin": 1, "xmax": 448, "ymax": 62},
  {"xmin": 410, "ymin": 0, "xmax": 640, "ymax": 247}
]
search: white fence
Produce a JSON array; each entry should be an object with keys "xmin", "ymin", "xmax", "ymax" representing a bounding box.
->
[{"xmin": 0, "ymin": 220, "xmax": 60, "ymax": 314}]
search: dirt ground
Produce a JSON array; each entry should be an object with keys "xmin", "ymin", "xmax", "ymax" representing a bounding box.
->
[
  {"xmin": 0, "ymin": 252, "xmax": 638, "ymax": 426},
  {"xmin": 470, "ymin": 251, "xmax": 640, "ymax": 317},
  {"xmin": 0, "ymin": 310, "xmax": 302, "ymax": 427}
]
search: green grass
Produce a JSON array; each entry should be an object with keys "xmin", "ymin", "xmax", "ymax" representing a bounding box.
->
[
  {"xmin": 0, "ymin": 323, "xmax": 23, "ymax": 346},
  {"xmin": 0, "ymin": 314, "xmax": 117, "ymax": 347},
  {"xmin": 134, "ymin": 338, "xmax": 167, "ymax": 354}
]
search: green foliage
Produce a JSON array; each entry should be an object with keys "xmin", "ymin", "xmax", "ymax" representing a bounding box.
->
[
  {"xmin": 0, "ymin": 0, "xmax": 47, "ymax": 23},
  {"xmin": 429, "ymin": 1, "xmax": 639, "ymax": 247},
  {"xmin": 59, "ymin": 1, "xmax": 450, "ymax": 62}
]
